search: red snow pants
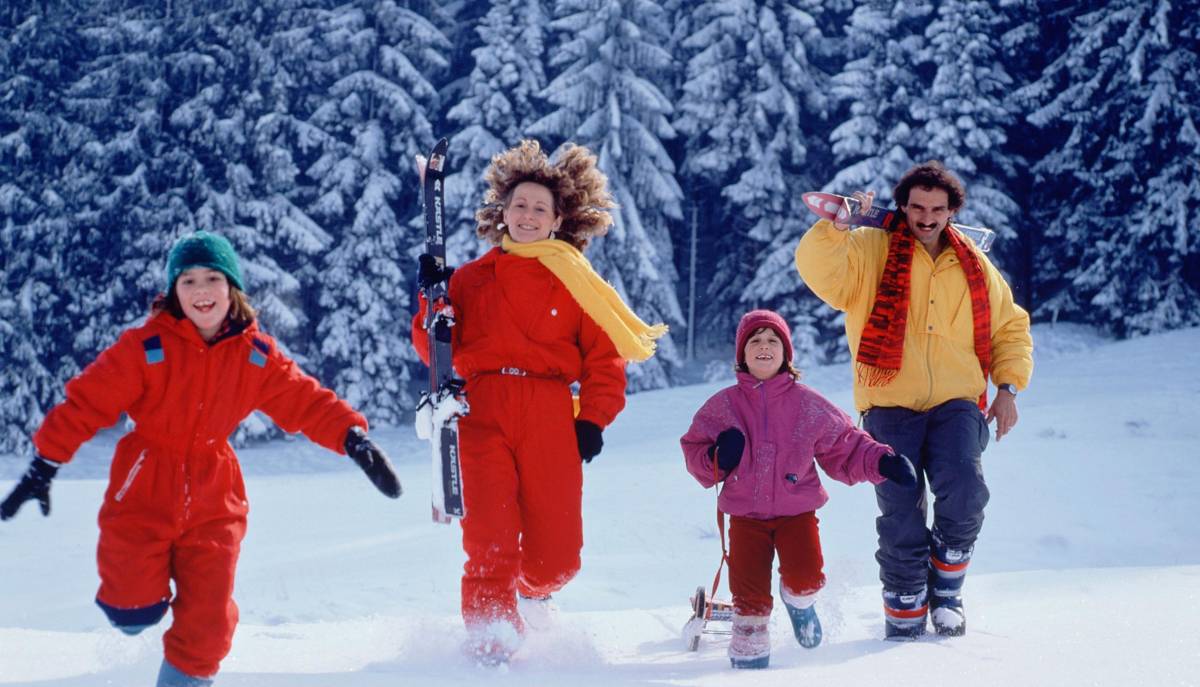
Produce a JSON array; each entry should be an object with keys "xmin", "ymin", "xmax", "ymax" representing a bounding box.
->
[
  {"xmin": 95, "ymin": 431, "xmax": 248, "ymax": 678},
  {"xmin": 457, "ymin": 373, "xmax": 583, "ymax": 632},
  {"xmin": 728, "ymin": 512, "xmax": 826, "ymax": 616}
]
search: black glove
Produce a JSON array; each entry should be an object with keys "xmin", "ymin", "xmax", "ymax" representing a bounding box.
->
[
  {"xmin": 344, "ymin": 427, "xmax": 402, "ymax": 498},
  {"xmin": 879, "ymin": 452, "xmax": 918, "ymax": 487},
  {"xmin": 575, "ymin": 420, "xmax": 603, "ymax": 463},
  {"xmin": 707, "ymin": 428, "xmax": 745, "ymax": 473},
  {"xmin": 417, "ymin": 253, "xmax": 455, "ymax": 290},
  {"xmin": 1, "ymin": 456, "xmax": 60, "ymax": 520}
]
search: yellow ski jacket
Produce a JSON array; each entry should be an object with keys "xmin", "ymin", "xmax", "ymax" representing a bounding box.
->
[{"xmin": 795, "ymin": 219, "xmax": 1033, "ymax": 413}]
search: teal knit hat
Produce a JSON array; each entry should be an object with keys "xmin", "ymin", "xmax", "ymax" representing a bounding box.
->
[{"xmin": 166, "ymin": 231, "xmax": 245, "ymax": 292}]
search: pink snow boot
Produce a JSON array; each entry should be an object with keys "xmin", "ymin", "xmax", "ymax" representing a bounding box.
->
[{"xmin": 728, "ymin": 614, "xmax": 770, "ymax": 669}]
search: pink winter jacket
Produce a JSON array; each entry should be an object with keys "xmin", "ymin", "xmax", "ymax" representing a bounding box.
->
[{"xmin": 681, "ymin": 372, "xmax": 892, "ymax": 519}]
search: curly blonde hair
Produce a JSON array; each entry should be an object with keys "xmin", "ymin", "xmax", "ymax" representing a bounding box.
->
[{"xmin": 475, "ymin": 140, "xmax": 616, "ymax": 251}]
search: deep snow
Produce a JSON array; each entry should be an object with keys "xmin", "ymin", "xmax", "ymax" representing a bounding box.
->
[{"xmin": 2, "ymin": 323, "xmax": 1198, "ymax": 686}]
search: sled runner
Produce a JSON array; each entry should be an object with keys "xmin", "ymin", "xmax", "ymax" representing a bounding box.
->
[{"xmin": 683, "ymin": 585, "xmax": 734, "ymax": 651}]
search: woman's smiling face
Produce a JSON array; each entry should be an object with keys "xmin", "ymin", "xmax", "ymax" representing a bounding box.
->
[{"xmin": 503, "ymin": 182, "xmax": 562, "ymax": 243}]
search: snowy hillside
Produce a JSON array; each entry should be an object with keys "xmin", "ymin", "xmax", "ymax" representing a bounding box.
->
[{"xmin": 2, "ymin": 323, "xmax": 1198, "ymax": 686}]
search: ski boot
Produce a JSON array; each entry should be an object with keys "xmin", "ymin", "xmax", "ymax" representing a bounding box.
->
[
  {"xmin": 780, "ymin": 584, "xmax": 822, "ymax": 648},
  {"xmin": 930, "ymin": 594, "xmax": 966, "ymax": 636},
  {"xmin": 728, "ymin": 614, "xmax": 770, "ymax": 669},
  {"xmin": 929, "ymin": 535, "xmax": 972, "ymax": 636},
  {"xmin": 882, "ymin": 587, "xmax": 928, "ymax": 641}
]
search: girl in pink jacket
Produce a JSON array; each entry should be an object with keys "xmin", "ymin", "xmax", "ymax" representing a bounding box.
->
[{"xmin": 681, "ymin": 309, "xmax": 915, "ymax": 669}]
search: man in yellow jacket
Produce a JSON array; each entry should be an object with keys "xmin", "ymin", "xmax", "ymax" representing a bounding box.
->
[{"xmin": 795, "ymin": 161, "xmax": 1033, "ymax": 640}]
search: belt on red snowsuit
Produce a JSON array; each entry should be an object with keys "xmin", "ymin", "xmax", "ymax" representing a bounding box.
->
[{"xmin": 471, "ymin": 367, "xmax": 569, "ymax": 384}]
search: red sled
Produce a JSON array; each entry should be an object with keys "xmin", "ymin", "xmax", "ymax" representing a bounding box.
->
[{"xmin": 682, "ymin": 585, "xmax": 734, "ymax": 651}]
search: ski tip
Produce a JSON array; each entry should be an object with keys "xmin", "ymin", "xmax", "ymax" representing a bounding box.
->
[
  {"xmin": 423, "ymin": 138, "xmax": 449, "ymax": 175},
  {"xmin": 951, "ymin": 223, "xmax": 996, "ymax": 252},
  {"xmin": 802, "ymin": 192, "xmax": 845, "ymax": 221}
]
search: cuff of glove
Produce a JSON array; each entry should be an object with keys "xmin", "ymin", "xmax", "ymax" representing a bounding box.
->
[
  {"xmin": 32, "ymin": 455, "xmax": 60, "ymax": 478},
  {"xmin": 343, "ymin": 426, "xmax": 368, "ymax": 454}
]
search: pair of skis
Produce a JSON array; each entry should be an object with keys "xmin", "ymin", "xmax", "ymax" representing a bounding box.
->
[
  {"xmin": 802, "ymin": 192, "xmax": 996, "ymax": 252},
  {"xmin": 414, "ymin": 138, "xmax": 466, "ymax": 524}
]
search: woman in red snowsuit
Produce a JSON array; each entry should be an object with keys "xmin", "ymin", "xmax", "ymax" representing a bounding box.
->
[
  {"xmin": 1, "ymin": 232, "xmax": 400, "ymax": 687},
  {"xmin": 412, "ymin": 140, "xmax": 665, "ymax": 664}
]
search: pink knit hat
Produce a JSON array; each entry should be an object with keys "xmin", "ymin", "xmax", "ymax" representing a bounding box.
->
[{"xmin": 735, "ymin": 309, "xmax": 794, "ymax": 368}]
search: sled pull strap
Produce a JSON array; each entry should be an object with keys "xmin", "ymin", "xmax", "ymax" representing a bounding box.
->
[{"xmin": 708, "ymin": 449, "xmax": 730, "ymax": 620}]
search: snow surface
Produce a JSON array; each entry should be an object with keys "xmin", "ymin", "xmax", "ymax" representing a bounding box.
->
[{"xmin": 2, "ymin": 323, "xmax": 1198, "ymax": 686}]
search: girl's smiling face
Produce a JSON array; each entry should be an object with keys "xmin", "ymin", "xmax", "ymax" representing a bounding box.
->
[
  {"xmin": 175, "ymin": 267, "xmax": 231, "ymax": 341},
  {"xmin": 503, "ymin": 182, "xmax": 562, "ymax": 243},
  {"xmin": 744, "ymin": 327, "xmax": 786, "ymax": 381}
]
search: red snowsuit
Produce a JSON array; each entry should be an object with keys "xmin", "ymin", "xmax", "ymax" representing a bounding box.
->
[
  {"xmin": 413, "ymin": 247, "xmax": 627, "ymax": 632},
  {"xmin": 34, "ymin": 311, "xmax": 365, "ymax": 678}
]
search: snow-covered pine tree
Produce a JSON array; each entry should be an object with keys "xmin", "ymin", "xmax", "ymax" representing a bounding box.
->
[
  {"xmin": 913, "ymin": 0, "xmax": 1022, "ymax": 276},
  {"xmin": 1018, "ymin": 0, "xmax": 1200, "ymax": 335},
  {"xmin": 445, "ymin": 0, "xmax": 549, "ymax": 263},
  {"xmin": 530, "ymin": 0, "xmax": 685, "ymax": 390},
  {"xmin": 176, "ymin": 2, "xmax": 331, "ymax": 350},
  {"xmin": 305, "ymin": 1, "xmax": 449, "ymax": 422},
  {"xmin": 0, "ymin": 7, "xmax": 92, "ymax": 454},
  {"xmin": 674, "ymin": 0, "xmax": 840, "ymax": 365},
  {"xmin": 34, "ymin": 7, "xmax": 203, "ymax": 448},
  {"xmin": 994, "ymin": 0, "xmax": 1077, "ymax": 308},
  {"xmin": 155, "ymin": 1, "xmax": 343, "ymax": 441},
  {"xmin": 824, "ymin": 2, "xmax": 934, "ymax": 201}
]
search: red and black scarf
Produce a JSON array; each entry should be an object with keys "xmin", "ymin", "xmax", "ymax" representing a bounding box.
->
[{"xmin": 856, "ymin": 220, "xmax": 993, "ymax": 408}]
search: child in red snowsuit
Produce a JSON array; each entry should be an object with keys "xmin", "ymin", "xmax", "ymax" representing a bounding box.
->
[
  {"xmin": 412, "ymin": 140, "xmax": 666, "ymax": 665},
  {"xmin": 681, "ymin": 310, "xmax": 916, "ymax": 669},
  {"xmin": 0, "ymin": 232, "xmax": 401, "ymax": 687}
]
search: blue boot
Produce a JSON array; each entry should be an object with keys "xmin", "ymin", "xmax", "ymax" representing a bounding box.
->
[
  {"xmin": 929, "ymin": 532, "xmax": 972, "ymax": 636},
  {"xmin": 780, "ymin": 585, "xmax": 822, "ymax": 648},
  {"xmin": 784, "ymin": 601, "xmax": 822, "ymax": 648},
  {"xmin": 883, "ymin": 587, "xmax": 928, "ymax": 641},
  {"xmin": 157, "ymin": 659, "xmax": 213, "ymax": 687}
]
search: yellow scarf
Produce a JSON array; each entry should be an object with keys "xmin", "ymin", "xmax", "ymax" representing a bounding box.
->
[{"xmin": 501, "ymin": 236, "xmax": 668, "ymax": 362}]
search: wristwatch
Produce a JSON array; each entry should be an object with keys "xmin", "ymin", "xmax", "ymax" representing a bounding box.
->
[{"xmin": 997, "ymin": 383, "xmax": 1018, "ymax": 397}]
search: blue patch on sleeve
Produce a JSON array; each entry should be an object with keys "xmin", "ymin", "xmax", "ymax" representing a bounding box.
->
[
  {"xmin": 142, "ymin": 336, "xmax": 164, "ymax": 365},
  {"xmin": 249, "ymin": 336, "xmax": 270, "ymax": 367}
]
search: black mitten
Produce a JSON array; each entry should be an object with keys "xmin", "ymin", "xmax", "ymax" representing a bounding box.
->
[
  {"xmin": 878, "ymin": 452, "xmax": 918, "ymax": 487},
  {"xmin": 708, "ymin": 428, "xmax": 746, "ymax": 473},
  {"xmin": 575, "ymin": 420, "xmax": 604, "ymax": 463},
  {"xmin": 1, "ymin": 455, "xmax": 60, "ymax": 520},
  {"xmin": 417, "ymin": 254, "xmax": 455, "ymax": 290},
  {"xmin": 344, "ymin": 427, "xmax": 402, "ymax": 498}
]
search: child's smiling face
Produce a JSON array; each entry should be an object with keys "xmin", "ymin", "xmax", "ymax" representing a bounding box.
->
[
  {"xmin": 744, "ymin": 327, "xmax": 786, "ymax": 381},
  {"xmin": 175, "ymin": 267, "xmax": 231, "ymax": 341}
]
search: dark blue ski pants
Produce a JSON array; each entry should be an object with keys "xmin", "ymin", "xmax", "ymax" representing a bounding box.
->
[{"xmin": 864, "ymin": 399, "xmax": 990, "ymax": 593}]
